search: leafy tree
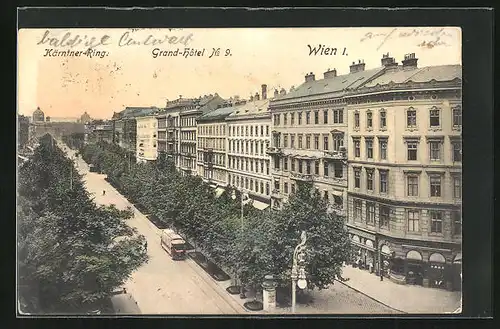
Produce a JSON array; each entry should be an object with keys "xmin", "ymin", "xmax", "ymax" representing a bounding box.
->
[{"xmin": 18, "ymin": 134, "xmax": 148, "ymax": 313}]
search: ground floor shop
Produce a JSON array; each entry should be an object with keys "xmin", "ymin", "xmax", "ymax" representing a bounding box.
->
[{"xmin": 347, "ymin": 227, "xmax": 462, "ymax": 291}]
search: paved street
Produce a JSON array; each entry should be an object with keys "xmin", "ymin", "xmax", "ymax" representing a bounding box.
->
[{"xmin": 59, "ymin": 143, "xmax": 432, "ymax": 315}]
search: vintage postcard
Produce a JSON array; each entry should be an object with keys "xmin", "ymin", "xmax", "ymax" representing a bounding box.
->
[{"xmin": 17, "ymin": 25, "xmax": 463, "ymax": 316}]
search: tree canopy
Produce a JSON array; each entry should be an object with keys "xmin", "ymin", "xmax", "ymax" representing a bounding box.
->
[{"xmin": 18, "ymin": 134, "xmax": 148, "ymax": 313}]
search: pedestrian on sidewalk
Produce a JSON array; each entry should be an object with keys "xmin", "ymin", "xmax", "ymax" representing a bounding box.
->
[
  {"xmin": 102, "ymin": 190, "xmax": 106, "ymax": 196},
  {"xmin": 144, "ymin": 241, "xmax": 148, "ymax": 252}
]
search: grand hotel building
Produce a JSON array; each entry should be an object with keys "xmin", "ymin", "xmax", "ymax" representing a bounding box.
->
[{"xmin": 269, "ymin": 53, "xmax": 462, "ymax": 290}]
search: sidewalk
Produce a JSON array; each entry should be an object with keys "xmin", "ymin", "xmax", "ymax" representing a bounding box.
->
[{"xmin": 339, "ymin": 265, "xmax": 462, "ymax": 314}]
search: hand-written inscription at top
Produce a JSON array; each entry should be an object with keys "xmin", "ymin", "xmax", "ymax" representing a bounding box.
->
[
  {"xmin": 360, "ymin": 28, "xmax": 454, "ymax": 50},
  {"xmin": 36, "ymin": 30, "xmax": 194, "ymax": 49}
]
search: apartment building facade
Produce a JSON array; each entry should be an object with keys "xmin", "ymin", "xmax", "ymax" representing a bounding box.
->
[
  {"xmin": 225, "ymin": 86, "xmax": 273, "ymax": 209},
  {"xmin": 196, "ymin": 102, "xmax": 237, "ymax": 187},
  {"xmin": 345, "ymin": 53, "xmax": 462, "ymax": 291},
  {"xmin": 112, "ymin": 107, "xmax": 159, "ymax": 154},
  {"xmin": 156, "ymin": 99, "xmax": 186, "ymax": 168},
  {"xmin": 136, "ymin": 115, "xmax": 158, "ymax": 163},
  {"xmin": 267, "ymin": 63, "xmax": 386, "ymax": 213}
]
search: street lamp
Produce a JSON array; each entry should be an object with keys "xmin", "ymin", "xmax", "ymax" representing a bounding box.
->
[{"xmin": 291, "ymin": 231, "xmax": 307, "ymax": 313}]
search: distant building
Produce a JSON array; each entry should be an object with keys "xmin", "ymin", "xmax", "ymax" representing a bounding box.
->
[
  {"xmin": 112, "ymin": 107, "xmax": 160, "ymax": 155},
  {"xmin": 80, "ymin": 112, "xmax": 92, "ymax": 124},
  {"xmin": 136, "ymin": 115, "xmax": 158, "ymax": 163},
  {"xmin": 32, "ymin": 107, "xmax": 45, "ymax": 122},
  {"xmin": 86, "ymin": 122, "xmax": 113, "ymax": 144},
  {"xmin": 225, "ymin": 84, "xmax": 274, "ymax": 210}
]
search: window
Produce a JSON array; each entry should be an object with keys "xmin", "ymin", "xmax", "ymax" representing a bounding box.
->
[
  {"xmin": 354, "ymin": 199, "xmax": 363, "ymax": 219},
  {"xmin": 291, "ymin": 159, "xmax": 295, "ymax": 172},
  {"xmin": 290, "ymin": 135, "xmax": 295, "ymax": 148},
  {"xmin": 380, "ymin": 110, "xmax": 387, "ymax": 129},
  {"xmin": 306, "ymin": 112, "xmax": 311, "ymax": 124},
  {"xmin": 333, "ymin": 135, "xmax": 344, "ymax": 151},
  {"xmin": 354, "ymin": 111, "xmax": 360, "ymax": 128},
  {"xmin": 314, "ymin": 111, "xmax": 319, "ymax": 124},
  {"xmin": 315, "ymin": 161, "xmax": 320, "ymax": 175},
  {"xmin": 291, "ymin": 113, "xmax": 295, "ymax": 125},
  {"xmin": 306, "ymin": 135, "xmax": 311, "ymax": 149},
  {"xmin": 407, "ymin": 210, "xmax": 420, "ymax": 232},
  {"xmin": 430, "ymin": 211, "xmax": 443, "ymax": 233},
  {"xmin": 334, "ymin": 109, "xmax": 344, "ymax": 124},
  {"xmin": 429, "ymin": 141, "xmax": 441, "ymax": 161},
  {"xmin": 306, "ymin": 161, "xmax": 311, "ymax": 175},
  {"xmin": 452, "ymin": 141, "xmax": 462, "ymax": 162},
  {"xmin": 323, "ymin": 136, "xmax": 329, "ymax": 151},
  {"xmin": 261, "ymin": 161, "xmax": 264, "ymax": 173},
  {"xmin": 366, "ymin": 139, "xmax": 373, "ymax": 159},
  {"xmin": 283, "ymin": 135, "xmax": 288, "ymax": 148},
  {"xmin": 407, "ymin": 175, "xmax": 419, "ymax": 196},
  {"xmin": 379, "ymin": 139, "xmax": 387, "ymax": 160},
  {"xmin": 366, "ymin": 111, "xmax": 373, "ymax": 128},
  {"xmin": 354, "ymin": 139, "xmax": 361, "ymax": 157},
  {"xmin": 354, "ymin": 168, "xmax": 361, "ymax": 188},
  {"xmin": 453, "ymin": 211, "xmax": 462, "ymax": 235},
  {"xmin": 366, "ymin": 170, "xmax": 374, "ymax": 191},
  {"xmin": 323, "ymin": 110, "xmax": 328, "ymax": 124},
  {"xmin": 452, "ymin": 106, "xmax": 462, "ymax": 127},
  {"xmin": 380, "ymin": 170, "xmax": 388, "ymax": 193},
  {"xmin": 366, "ymin": 202, "xmax": 375, "ymax": 224},
  {"xmin": 407, "ymin": 142, "xmax": 418, "ymax": 160},
  {"xmin": 284, "ymin": 158, "xmax": 288, "ymax": 171},
  {"xmin": 298, "ymin": 135, "xmax": 303, "ymax": 149},
  {"xmin": 261, "ymin": 125, "xmax": 264, "ymax": 136},
  {"xmin": 334, "ymin": 162, "xmax": 343, "ymax": 178},
  {"xmin": 283, "ymin": 113, "xmax": 288, "ymax": 126},
  {"xmin": 407, "ymin": 108, "xmax": 417, "ymax": 127},
  {"xmin": 260, "ymin": 182, "xmax": 264, "ymax": 194},
  {"xmin": 379, "ymin": 205, "xmax": 390, "ymax": 228},
  {"xmin": 430, "ymin": 175, "xmax": 441, "ymax": 197},
  {"xmin": 429, "ymin": 108, "xmax": 440, "ymax": 127},
  {"xmin": 324, "ymin": 162, "xmax": 329, "ymax": 177},
  {"xmin": 266, "ymin": 125, "xmax": 269, "ymax": 136},
  {"xmin": 274, "ymin": 156, "xmax": 280, "ymax": 170},
  {"xmin": 245, "ymin": 126, "xmax": 249, "ymax": 136},
  {"xmin": 298, "ymin": 161, "xmax": 303, "ymax": 173},
  {"xmin": 298, "ymin": 112, "xmax": 302, "ymax": 125},
  {"xmin": 284, "ymin": 182, "xmax": 289, "ymax": 194},
  {"xmin": 314, "ymin": 135, "xmax": 319, "ymax": 149},
  {"xmin": 291, "ymin": 183, "xmax": 296, "ymax": 194},
  {"xmin": 266, "ymin": 183, "xmax": 270, "ymax": 195},
  {"xmin": 453, "ymin": 176, "xmax": 461, "ymax": 199}
]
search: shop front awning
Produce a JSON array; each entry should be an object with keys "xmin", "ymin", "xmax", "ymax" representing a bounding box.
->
[
  {"xmin": 406, "ymin": 250, "xmax": 423, "ymax": 261},
  {"xmin": 214, "ymin": 187, "xmax": 225, "ymax": 198},
  {"xmin": 381, "ymin": 245, "xmax": 392, "ymax": 256},
  {"xmin": 252, "ymin": 199, "xmax": 270, "ymax": 211},
  {"xmin": 429, "ymin": 253, "xmax": 446, "ymax": 263}
]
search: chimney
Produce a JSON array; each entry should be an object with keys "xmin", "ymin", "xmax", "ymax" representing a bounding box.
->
[
  {"xmin": 274, "ymin": 89, "xmax": 279, "ymax": 98},
  {"xmin": 324, "ymin": 68, "xmax": 337, "ymax": 79},
  {"xmin": 261, "ymin": 84, "xmax": 267, "ymax": 100},
  {"xmin": 402, "ymin": 53, "xmax": 418, "ymax": 69},
  {"xmin": 280, "ymin": 88, "xmax": 286, "ymax": 96},
  {"xmin": 381, "ymin": 53, "xmax": 399, "ymax": 70},
  {"xmin": 349, "ymin": 60, "xmax": 366, "ymax": 73},
  {"xmin": 305, "ymin": 72, "xmax": 315, "ymax": 83},
  {"xmin": 254, "ymin": 92, "xmax": 260, "ymax": 101}
]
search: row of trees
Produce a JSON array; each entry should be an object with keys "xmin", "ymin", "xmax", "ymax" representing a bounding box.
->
[
  {"xmin": 80, "ymin": 141, "xmax": 353, "ymax": 293},
  {"xmin": 18, "ymin": 134, "xmax": 148, "ymax": 313}
]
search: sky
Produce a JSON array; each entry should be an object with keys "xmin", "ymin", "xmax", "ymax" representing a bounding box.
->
[{"xmin": 18, "ymin": 27, "xmax": 461, "ymax": 119}]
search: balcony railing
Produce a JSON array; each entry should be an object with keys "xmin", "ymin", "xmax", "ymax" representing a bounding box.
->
[
  {"xmin": 290, "ymin": 172, "xmax": 314, "ymax": 182},
  {"xmin": 271, "ymin": 189, "xmax": 282, "ymax": 199},
  {"xmin": 323, "ymin": 150, "xmax": 347, "ymax": 161},
  {"xmin": 266, "ymin": 146, "xmax": 283, "ymax": 155}
]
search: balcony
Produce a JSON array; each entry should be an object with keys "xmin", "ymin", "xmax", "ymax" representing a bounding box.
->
[
  {"xmin": 266, "ymin": 146, "xmax": 283, "ymax": 155},
  {"xmin": 323, "ymin": 149, "xmax": 347, "ymax": 162},
  {"xmin": 290, "ymin": 172, "xmax": 314, "ymax": 182}
]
